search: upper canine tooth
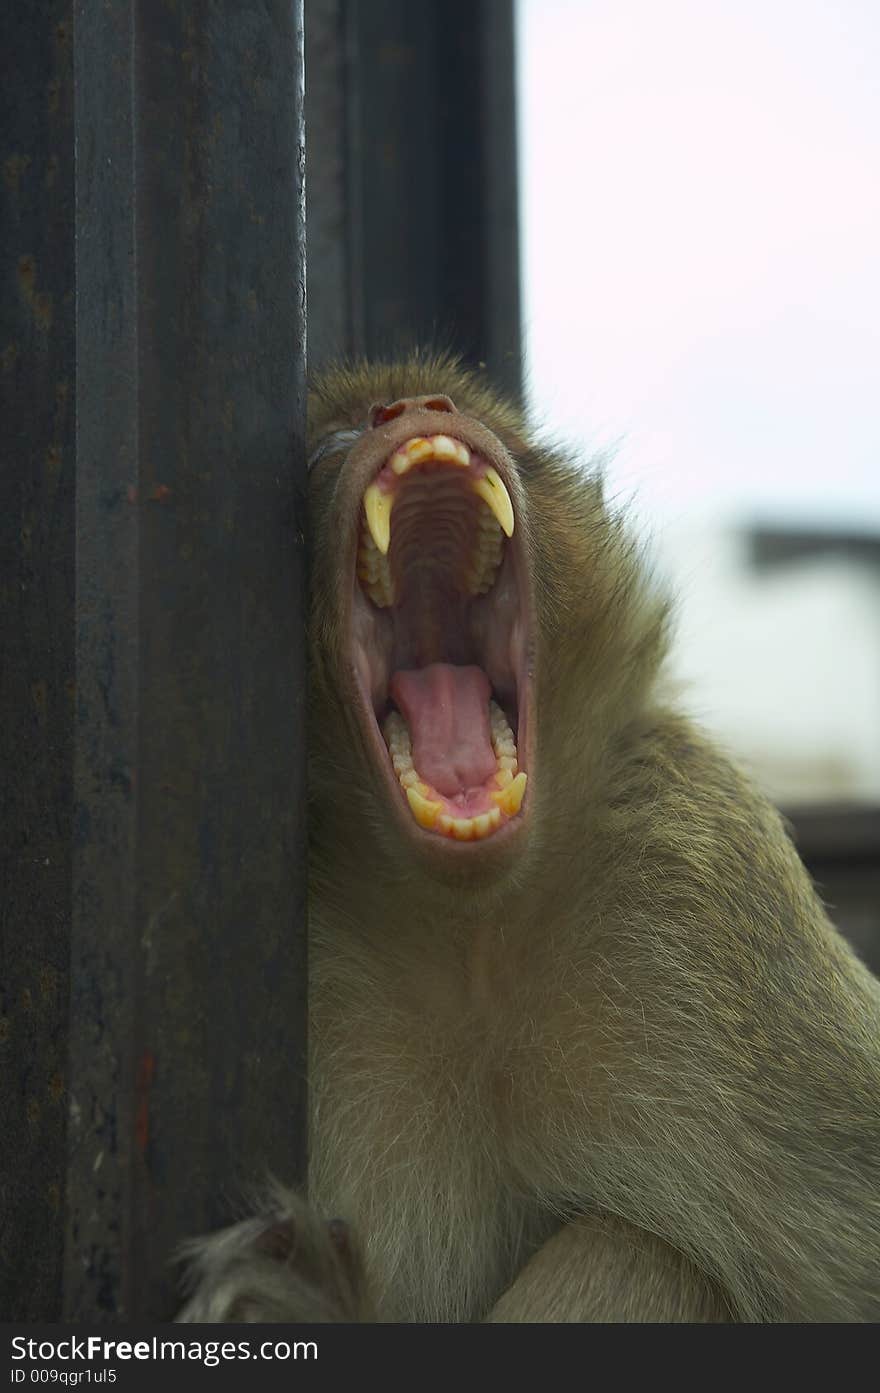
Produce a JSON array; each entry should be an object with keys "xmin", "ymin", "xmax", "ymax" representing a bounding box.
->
[
  {"xmin": 363, "ymin": 482, "xmax": 393, "ymax": 555},
  {"xmin": 471, "ymin": 467, "xmax": 514, "ymax": 537}
]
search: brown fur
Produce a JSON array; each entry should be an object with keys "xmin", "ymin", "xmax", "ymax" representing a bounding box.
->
[{"xmin": 180, "ymin": 353, "xmax": 880, "ymax": 1323}]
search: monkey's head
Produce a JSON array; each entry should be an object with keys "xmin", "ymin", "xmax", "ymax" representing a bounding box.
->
[{"xmin": 307, "ymin": 354, "xmax": 669, "ymax": 887}]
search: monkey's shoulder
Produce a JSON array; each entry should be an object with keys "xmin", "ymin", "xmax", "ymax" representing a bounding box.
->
[{"xmin": 570, "ymin": 711, "xmax": 877, "ymax": 1033}]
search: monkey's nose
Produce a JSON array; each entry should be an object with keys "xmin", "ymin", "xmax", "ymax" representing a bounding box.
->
[{"xmin": 369, "ymin": 394, "xmax": 457, "ymax": 428}]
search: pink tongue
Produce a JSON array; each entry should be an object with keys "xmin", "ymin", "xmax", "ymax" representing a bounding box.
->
[{"xmin": 390, "ymin": 663, "xmax": 498, "ymax": 798}]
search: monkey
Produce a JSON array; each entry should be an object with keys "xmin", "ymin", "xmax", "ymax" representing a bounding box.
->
[{"xmin": 177, "ymin": 353, "xmax": 880, "ymax": 1323}]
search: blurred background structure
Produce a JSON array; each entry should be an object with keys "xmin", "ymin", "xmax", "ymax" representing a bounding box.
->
[{"xmin": 518, "ymin": 0, "xmax": 880, "ymax": 969}]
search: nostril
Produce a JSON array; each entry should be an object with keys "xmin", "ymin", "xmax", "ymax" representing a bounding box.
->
[
  {"xmin": 369, "ymin": 394, "xmax": 457, "ymax": 428},
  {"xmin": 369, "ymin": 400, "xmax": 407, "ymax": 428}
]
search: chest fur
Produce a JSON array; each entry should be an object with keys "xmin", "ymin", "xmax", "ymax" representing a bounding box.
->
[{"xmin": 307, "ymin": 973, "xmax": 549, "ymax": 1321}]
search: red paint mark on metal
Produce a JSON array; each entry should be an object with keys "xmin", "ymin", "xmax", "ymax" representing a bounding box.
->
[{"xmin": 135, "ymin": 1050, "xmax": 156, "ymax": 1153}]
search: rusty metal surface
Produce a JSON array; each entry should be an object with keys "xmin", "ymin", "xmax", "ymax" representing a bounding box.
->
[
  {"xmin": 0, "ymin": 0, "xmax": 75, "ymax": 1322},
  {"xmin": 65, "ymin": 0, "xmax": 307, "ymax": 1319}
]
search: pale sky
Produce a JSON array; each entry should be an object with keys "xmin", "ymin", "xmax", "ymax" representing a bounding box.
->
[
  {"xmin": 516, "ymin": 0, "xmax": 880, "ymax": 801},
  {"xmin": 517, "ymin": 0, "xmax": 880, "ymax": 532}
]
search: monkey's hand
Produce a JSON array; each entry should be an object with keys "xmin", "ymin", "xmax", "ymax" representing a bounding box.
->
[{"xmin": 176, "ymin": 1190, "xmax": 374, "ymax": 1323}]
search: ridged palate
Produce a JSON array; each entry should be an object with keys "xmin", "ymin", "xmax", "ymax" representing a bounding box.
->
[{"xmin": 359, "ymin": 472, "xmax": 506, "ymax": 609}]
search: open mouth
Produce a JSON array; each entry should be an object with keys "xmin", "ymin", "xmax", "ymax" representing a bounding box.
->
[{"xmin": 351, "ymin": 425, "xmax": 530, "ymax": 844}]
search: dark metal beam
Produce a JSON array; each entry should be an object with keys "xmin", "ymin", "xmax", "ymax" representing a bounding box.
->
[
  {"xmin": 0, "ymin": 0, "xmax": 76, "ymax": 1323},
  {"xmin": 307, "ymin": 0, "xmax": 522, "ymax": 399},
  {"xmin": 62, "ymin": 0, "xmax": 307, "ymax": 1320},
  {"xmin": 304, "ymin": 0, "xmax": 357, "ymax": 369}
]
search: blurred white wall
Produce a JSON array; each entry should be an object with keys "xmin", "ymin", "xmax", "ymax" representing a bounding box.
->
[{"xmin": 517, "ymin": 0, "xmax": 880, "ymax": 803}]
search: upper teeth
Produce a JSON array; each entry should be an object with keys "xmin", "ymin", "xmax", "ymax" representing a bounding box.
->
[
  {"xmin": 390, "ymin": 434, "xmax": 471, "ymax": 473},
  {"xmin": 362, "ymin": 435, "xmax": 515, "ymax": 558}
]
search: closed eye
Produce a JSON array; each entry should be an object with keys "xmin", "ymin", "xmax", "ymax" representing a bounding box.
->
[{"xmin": 308, "ymin": 429, "xmax": 363, "ymax": 472}]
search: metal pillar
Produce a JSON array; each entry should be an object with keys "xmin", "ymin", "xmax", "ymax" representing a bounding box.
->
[
  {"xmin": 0, "ymin": 0, "xmax": 76, "ymax": 1323},
  {"xmin": 306, "ymin": 0, "xmax": 522, "ymax": 401},
  {"xmin": 1, "ymin": 0, "xmax": 308, "ymax": 1321}
]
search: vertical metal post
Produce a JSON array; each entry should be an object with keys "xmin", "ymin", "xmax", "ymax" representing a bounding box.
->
[
  {"xmin": 65, "ymin": 0, "xmax": 307, "ymax": 1319},
  {"xmin": 0, "ymin": 0, "xmax": 76, "ymax": 1323},
  {"xmin": 304, "ymin": 0, "xmax": 359, "ymax": 368},
  {"xmin": 306, "ymin": 0, "xmax": 522, "ymax": 400}
]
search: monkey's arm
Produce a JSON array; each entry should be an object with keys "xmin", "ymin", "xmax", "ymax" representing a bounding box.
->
[
  {"xmin": 487, "ymin": 1215, "xmax": 730, "ymax": 1322},
  {"xmin": 523, "ymin": 717, "xmax": 880, "ymax": 1323},
  {"xmin": 177, "ymin": 1197, "xmax": 727, "ymax": 1323}
]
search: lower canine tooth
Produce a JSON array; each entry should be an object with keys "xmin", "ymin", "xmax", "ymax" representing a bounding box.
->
[{"xmin": 492, "ymin": 771, "xmax": 527, "ymax": 816}]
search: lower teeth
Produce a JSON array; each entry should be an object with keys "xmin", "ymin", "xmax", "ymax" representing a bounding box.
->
[{"xmin": 383, "ymin": 704, "xmax": 527, "ymax": 838}]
